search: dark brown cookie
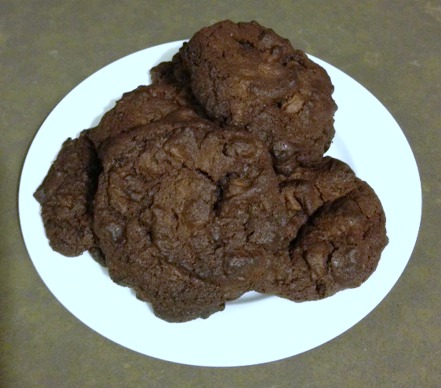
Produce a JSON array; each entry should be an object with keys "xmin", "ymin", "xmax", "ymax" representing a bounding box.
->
[
  {"xmin": 88, "ymin": 83, "xmax": 199, "ymax": 150},
  {"xmin": 93, "ymin": 116, "xmax": 287, "ymax": 321},
  {"xmin": 34, "ymin": 134, "xmax": 101, "ymax": 256},
  {"xmin": 256, "ymin": 173, "xmax": 388, "ymax": 301},
  {"xmin": 176, "ymin": 20, "xmax": 337, "ymax": 174}
]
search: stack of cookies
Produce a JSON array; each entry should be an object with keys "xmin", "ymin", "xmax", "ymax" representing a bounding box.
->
[{"xmin": 34, "ymin": 21, "xmax": 388, "ymax": 322}]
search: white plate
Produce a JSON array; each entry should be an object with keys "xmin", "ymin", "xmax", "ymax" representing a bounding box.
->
[{"xmin": 19, "ymin": 41, "xmax": 421, "ymax": 367}]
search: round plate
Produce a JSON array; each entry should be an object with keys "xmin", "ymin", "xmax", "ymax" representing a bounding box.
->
[{"xmin": 19, "ymin": 41, "xmax": 421, "ymax": 367}]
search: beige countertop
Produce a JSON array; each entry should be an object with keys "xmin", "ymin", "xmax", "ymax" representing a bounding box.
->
[{"xmin": 1, "ymin": 1, "xmax": 440, "ymax": 386}]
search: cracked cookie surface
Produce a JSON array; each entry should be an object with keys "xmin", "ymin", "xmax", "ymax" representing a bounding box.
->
[
  {"xmin": 88, "ymin": 83, "xmax": 200, "ymax": 151},
  {"xmin": 34, "ymin": 134, "xmax": 101, "ymax": 256},
  {"xmin": 175, "ymin": 20, "xmax": 337, "ymax": 174},
  {"xmin": 255, "ymin": 158, "xmax": 388, "ymax": 300},
  {"xmin": 93, "ymin": 116, "xmax": 287, "ymax": 321}
]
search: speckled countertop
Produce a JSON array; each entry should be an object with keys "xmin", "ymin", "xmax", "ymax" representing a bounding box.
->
[{"xmin": 1, "ymin": 1, "xmax": 440, "ymax": 386}]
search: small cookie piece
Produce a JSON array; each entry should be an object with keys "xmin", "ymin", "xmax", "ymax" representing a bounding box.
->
[
  {"xmin": 256, "ymin": 178, "xmax": 388, "ymax": 301},
  {"xmin": 34, "ymin": 134, "xmax": 101, "ymax": 256},
  {"xmin": 93, "ymin": 116, "xmax": 287, "ymax": 321},
  {"xmin": 177, "ymin": 20, "xmax": 337, "ymax": 174},
  {"xmin": 88, "ymin": 83, "xmax": 199, "ymax": 150},
  {"xmin": 151, "ymin": 54, "xmax": 191, "ymax": 89}
]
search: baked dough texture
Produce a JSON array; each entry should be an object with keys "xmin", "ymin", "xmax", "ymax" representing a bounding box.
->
[
  {"xmin": 93, "ymin": 117, "xmax": 287, "ymax": 321},
  {"xmin": 155, "ymin": 20, "xmax": 337, "ymax": 175}
]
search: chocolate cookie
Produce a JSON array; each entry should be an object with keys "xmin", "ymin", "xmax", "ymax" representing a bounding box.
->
[
  {"xmin": 256, "ymin": 175, "xmax": 388, "ymax": 301},
  {"xmin": 175, "ymin": 20, "xmax": 337, "ymax": 174},
  {"xmin": 88, "ymin": 83, "xmax": 199, "ymax": 150},
  {"xmin": 93, "ymin": 116, "xmax": 287, "ymax": 321},
  {"xmin": 34, "ymin": 134, "xmax": 101, "ymax": 256}
]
